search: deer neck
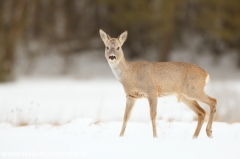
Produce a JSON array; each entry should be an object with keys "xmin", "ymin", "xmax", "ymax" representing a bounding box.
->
[{"xmin": 108, "ymin": 54, "xmax": 129, "ymax": 81}]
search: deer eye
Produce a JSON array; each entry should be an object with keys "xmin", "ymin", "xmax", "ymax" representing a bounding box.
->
[
  {"xmin": 106, "ymin": 47, "xmax": 109, "ymax": 50},
  {"xmin": 117, "ymin": 47, "xmax": 120, "ymax": 50}
]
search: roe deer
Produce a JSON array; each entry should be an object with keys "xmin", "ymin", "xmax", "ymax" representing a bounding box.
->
[{"xmin": 99, "ymin": 29, "xmax": 217, "ymax": 138}]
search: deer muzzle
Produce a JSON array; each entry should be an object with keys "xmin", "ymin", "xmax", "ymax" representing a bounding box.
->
[{"xmin": 109, "ymin": 55, "xmax": 116, "ymax": 60}]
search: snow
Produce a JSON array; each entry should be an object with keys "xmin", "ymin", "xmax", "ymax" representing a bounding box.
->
[
  {"xmin": 0, "ymin": 118, "xmax": 240, "ymax": 159},
  {"xmin": 0, "ymin": 78, "xmax": 240, "ymax": 158}
]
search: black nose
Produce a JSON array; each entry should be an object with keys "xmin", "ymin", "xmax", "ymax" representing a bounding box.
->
[{"xmin": 109, "ymin": 55, "xmax": 116, "ymax": 60}]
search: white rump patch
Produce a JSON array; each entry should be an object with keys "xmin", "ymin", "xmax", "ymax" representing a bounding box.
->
[{"xmin": 205, "ymin": 74, "xmax": 210, "ymax": 84}]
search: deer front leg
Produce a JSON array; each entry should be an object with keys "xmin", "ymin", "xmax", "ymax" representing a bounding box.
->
[
  {"xmin": 148, "ymin": 96, "xmax": 158, "ymax": 138},
  {"xmin": 119, "ymin": 96, "xmax": 136, "ymax": 137}
]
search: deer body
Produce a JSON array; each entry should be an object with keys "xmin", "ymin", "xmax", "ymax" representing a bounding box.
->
[{"xmin": 100, "ymin": 29, "xmax": 217, "ymax": 138}]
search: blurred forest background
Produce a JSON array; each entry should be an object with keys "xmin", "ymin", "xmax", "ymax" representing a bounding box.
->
[{"xmin": 0, "ymin": 0, "xmax": 240, "ymax": 82}]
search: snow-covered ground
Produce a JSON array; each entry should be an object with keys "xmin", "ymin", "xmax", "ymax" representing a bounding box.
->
[
  {"xmin": 0, "ymin": 79, "xmax": 240, "ymax": 158},
  {"xmin": 0, "ymin": 118, "xmax": 240, "ymax": 159}
]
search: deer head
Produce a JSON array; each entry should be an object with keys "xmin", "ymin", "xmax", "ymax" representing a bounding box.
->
[{"xmin": 99, "ymin": 29, "xmax": 127, "ymax": 65}]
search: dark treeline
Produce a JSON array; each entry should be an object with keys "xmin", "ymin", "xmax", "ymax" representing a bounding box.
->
[{"xmin": 0, "ymin": 0, "xmax": 240, "ymax": 81}]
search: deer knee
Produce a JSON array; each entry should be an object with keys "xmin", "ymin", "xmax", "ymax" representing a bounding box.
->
[
  {"xmin": 212, "ymin": 105, "xmax": 216, "ymax": 113},
  {"xmin": 197, "ymin": 108, "xmax": 206, "ymax": 121},
  {"xmin": 209, "ymin": 97, "xmax": 217, "ymax": 113},
  {"xmin": 150, "ymin": 111, "xmax": 157, "ymax": 120}
]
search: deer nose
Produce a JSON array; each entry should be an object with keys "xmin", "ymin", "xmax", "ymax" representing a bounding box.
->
[{"xmin": 109, "ymin": 55, "xmax": 116, "ymax": 60}]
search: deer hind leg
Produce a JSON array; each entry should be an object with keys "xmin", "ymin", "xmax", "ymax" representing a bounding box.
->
[
  {"xmin": 119, "ymin": 96, "xmax": 136, "ymax": 137},
  {"xmin": 200, "ymin": 95, "xmax": 217, "ymax": 138},
  {"xmin": 180, "ymin": 96, "xmax": 206, "ymax": 138},
  {"xmin": 184, "ymin": 91, "xmax": 217, "ymax": 138},
  {"xmin": 147, "ymin": 96, "xmax": 158, "ymax": 138}
]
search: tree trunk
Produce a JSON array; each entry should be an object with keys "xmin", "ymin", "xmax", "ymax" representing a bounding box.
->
[{"xmin": 0, "ymin": 0, "xmax": 27, "ymax": 82}]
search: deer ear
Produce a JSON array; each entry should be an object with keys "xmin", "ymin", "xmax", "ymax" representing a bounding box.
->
[
  {"xmin": 99, "ymin": 29, "xmax": 111, "ymax": 45},
  {"xmin": 118, "ymin": 31, "xmax": 128, "ymax": 45}
]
